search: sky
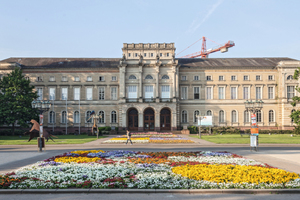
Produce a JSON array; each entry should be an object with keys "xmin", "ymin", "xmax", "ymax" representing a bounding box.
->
[{"xmin": 0, "ymin": 0, "xmax": 299, "ymax": 60}]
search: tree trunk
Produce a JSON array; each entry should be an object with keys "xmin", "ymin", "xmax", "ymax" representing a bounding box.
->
[{"xmin": 12, "ymin": 123, "xmax": 15, "ymax": 136}]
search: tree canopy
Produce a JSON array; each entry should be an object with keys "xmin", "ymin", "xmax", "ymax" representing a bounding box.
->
[{"xmin": 0, "ymin": 68, "xmax": 38, "ymax": 135}]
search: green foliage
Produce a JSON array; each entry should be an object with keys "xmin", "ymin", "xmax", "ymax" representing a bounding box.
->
[
  {"xmin": 98, "ymin": 126, "xmax": 112, "ymax": 134},
  {"xmin": 188, "ymin": 126, "xmax": 198, "ymax": 134},
  {"xmin": 0, "ymin": 68, "xmax": 38, "ymax": 135},
  {"xmin": 290, "ymin": 67, "xmax": 300, "ymax": 134}
]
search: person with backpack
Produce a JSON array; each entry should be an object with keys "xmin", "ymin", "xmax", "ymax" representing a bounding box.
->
[{"xmin": 125, "ymin": 130, "xmax": 133, "ymax": 145}]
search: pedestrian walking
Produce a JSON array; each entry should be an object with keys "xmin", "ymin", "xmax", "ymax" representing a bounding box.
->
[{"xmin": 125, "ymin": 130, "xmax": 133, "ymax": 145}]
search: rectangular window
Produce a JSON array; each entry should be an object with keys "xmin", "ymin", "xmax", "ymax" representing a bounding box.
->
[
  {"xmin": 74, "ymin": 76, "xmax": 80, "ymax": 82},
  {"xmin": 243, "ymin": 87, "xmax": 249, "ymax": 99},
  {"xmin": 181, "ymin": 87, "xmax": 188, "ymax": 100},
  {"xmin": 206, "ymin": 87, "xmax": 212, "ymax": 99},
  {"xmin": 194, "ymin": 76, "xmax": 199, "ymax": 81},
  {"xmin": 86, "ymin": 88, "xmax": 93, "ymax": 100},
  {"xmin": 135, "ymin": 53, "xmax": 138, "ymax": 57},
  {"xmin": 62, "ymin": 76, "xmax": 67, "ymax": 82},
  {"xmin": 160, "ymin": 53, "xmax": 162, "ymax": 57},
  {"xmin": 268, "ymin": 75, "xmax": 274, "ymax": 80},
  {"xmin": 161, "ymin": 85, "xmax": 170, "ymax": 98},
  {"xmin": 256, "ymin": 87, "xmax": 262, "ymax": 99},
  {"xmin": 231, "ymin": 75, "xmax": 237, "ymax": 81},
  {"xmin": 37, "ymin": 88, "xmax": 43, "ymax": 100},
  {"xmin": 112, "ymin": 76, "xmax": 117, "ymax": 81},
  {"xmin": 128, "ymin": 85, "xmax": 137, "ymax": 99},
  {"xmin": 268, "ymin": 87, "xmax": 274, "ymax": 99},
  {"xmin": 37, "ymin": 76, "xmax": 43, "ymax": 82},
  {"xmin": 287, "ymin": 86, "xmax": 295, "ymax": 99},
  {"xmin": 219, "ymin": 76, "xmax": 224, "ymax": 81},
  {"xmin": 49, "ymin": 76, "xmax": 55, "ymax": 82},
  {"xmin": 0, "ymin": 74, "xmax": 3, "ymax": 79},
  {"xmin": 181, "ymin": 76, "xmax": 187, "ymax": 81},
  {"xmin": 167, "ymin": 53, "xmax": 169, "ymax": 57},
  {"xmin": 145, "ymin": 85, "xmax": 154, "ymax": 99},
  {"xmin": 111, "ymin": 87, "xmax": 117, "ymax": 100},
  {"xmin": 231, "ymin": 87, "xmax": 237, "ymax": 99},
  {"xmin": 99, "ymin": 76, "xmax": 104, "ymax": 81},
  {"xmin": 151, "ymin": 53, "xmax": 153, "ymax": 57},
  {"xmin": 256, "ymin": 75, "xmax": 261, "ymax": 81},
  {"xmin": 218, "ymin": 87, "xmax": 225, "ymax": 99},
  {"xmin": 74, "ymin": 88, "xmax": 80, "ymax": 100},
  {"xmin": 243, "ymin": 75, "xmax": 249, "ymax": 81},
  {"xmin": 87, "ymin": 76, "xmax": 92, "ymax": 81},
  {"xmin": 206, "ymin": 76, "xmax": 212, "ymax": 81},
  {"xmin": 144, "ymin": 53, "xmax": 147, "ymax": 57},
  {"xmin": 49, "ymin": 88, "xmax": 55, "ymax": 100},
  {"xmin": 194, "ymin": 87, "xmax": 200, "ymax": 99},
  {"xmin": 128, "ymin": 53, "xmax": 131, "ymax": 57},
  {"xmin": 62, "ymin": 88, "xmax": 68, "ymax": 100},
  {"xmin": 99, "ymin": 87, "xmax": 105, "ymax": 100}
]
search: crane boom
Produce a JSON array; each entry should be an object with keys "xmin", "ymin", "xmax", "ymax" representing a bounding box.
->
[{"xmin": 180, "ymin": 37, "xmax": 235, "ymax": 58}]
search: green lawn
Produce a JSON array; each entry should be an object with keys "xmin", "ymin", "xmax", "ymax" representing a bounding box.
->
[
  {"xmin": 189, "ymin": 134, "xmax": 300, "ymax": 144},
  {"xmin": 0, "ymin": 135, "xmax": 107, "ymax": 145}
]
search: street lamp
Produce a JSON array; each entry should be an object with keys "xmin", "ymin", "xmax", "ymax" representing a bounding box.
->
[
  {"xmin": 196, "ymin": 115, "xmax": 205, "ymax": 139},
  {"xmin": 32, "ymin": 100, "xmax": 51, "ymax": 152}
]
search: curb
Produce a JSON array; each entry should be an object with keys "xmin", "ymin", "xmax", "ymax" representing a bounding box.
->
[{"xmin": 1, "ymin": 189, "xmax": 300, "ymax": 194}]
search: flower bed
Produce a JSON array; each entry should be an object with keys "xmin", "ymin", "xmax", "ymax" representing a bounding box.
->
[
  {"xmin": 103, "ymin": 132, "xmax": 194, "ymax": 143},
  {"xmin": 1, "ymin": 150, "xmax": 300, "ymax": 189}
]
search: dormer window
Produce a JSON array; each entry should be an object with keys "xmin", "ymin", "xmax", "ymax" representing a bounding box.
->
[
  {"xmin": 145, "ymin": 75, "xmax": 153, "ymax": 79},
  {"xmin": 129, "ymin": 75, "xmax": 137, "ymax": 80},
  {"xmin": 162, "ymin": 75, "xmax": 169, "ymax": 79}
]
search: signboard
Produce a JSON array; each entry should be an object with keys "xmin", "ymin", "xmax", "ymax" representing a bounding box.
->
[
  {"xmin": 250, "ymin": 135, "xmax": 257, "ymax": 147},
  {"xmin": 251, "ymin": 114, "xmax": 256, "ymax": 126},
  {"xmin": 198, "ymin": 116, "xmax": 212, "ymax": 126}
]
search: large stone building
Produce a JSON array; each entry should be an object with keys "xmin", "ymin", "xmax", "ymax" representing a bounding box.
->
[{"xmin": 0, "ymin": 43, "xmax": 300, "ymax": 133}]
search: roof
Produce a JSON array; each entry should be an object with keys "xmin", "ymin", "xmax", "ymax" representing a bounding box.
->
[
  {"xmin": 0, "ymin": 58, "xmax": 121, "ymax": 69},
  {"xmin": 0, "ymin": 57, "xmax": 298, "ymax": 70},
  {"xmin": 178, "ymin": 57, "xmax": 298, "ymax": 69}
]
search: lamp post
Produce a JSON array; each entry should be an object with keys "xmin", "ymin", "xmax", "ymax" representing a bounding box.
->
[
  {"xmin": 196, "ymin": 115, "xmax": 205, "ymax": 139},
  {"xmin": 244, "ymin": 100, "xmax": 263, "ymax": 151},
  {"xmin": 31, "ymin": 100, "xmax": 51, "ymax": 152}
]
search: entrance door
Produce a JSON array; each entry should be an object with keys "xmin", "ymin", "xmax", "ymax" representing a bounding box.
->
[
  {"xmin": 144, "ymin": 108, "xmax": 155, "ymax": 131},
  {"xmin": 160, "ymin": 108, "xmax": 171, "ymax": 130},
  {"xmin": 128, "ymin": 108, "xmax": 138, "ymax": 131}
]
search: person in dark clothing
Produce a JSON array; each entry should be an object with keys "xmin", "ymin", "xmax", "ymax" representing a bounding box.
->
[{"xmin": 125, "ymin": 130, "xmax": 133, "ymax": 145}]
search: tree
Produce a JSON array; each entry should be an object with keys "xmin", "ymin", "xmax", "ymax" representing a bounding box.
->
[{"xmin": 0, "ymin": 68, "xmax": 38, "ymax": 135}]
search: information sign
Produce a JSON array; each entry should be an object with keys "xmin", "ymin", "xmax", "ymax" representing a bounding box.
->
[{"xmin": 198, "ymin": 116, "xmax": 212, "ymax": 126}]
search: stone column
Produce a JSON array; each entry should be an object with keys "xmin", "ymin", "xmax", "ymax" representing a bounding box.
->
[
  {"xmin": 155, "ymin": 112, "xmax": 160, "ymax": 131},
  {"xmin": 172, "ymin": 111, "xmax": 177, "ymax": 131},
  {"xmin": 155, "ymin": 66, "xmax": 160, "ymax": 101},
  {"xmin": 119, "ymin": 66, "xmax": 126, "ymax": 98},
  {"xmin": 138, "ymin": 65, "xmax": 143, "ymax": 100},
  {"xmin": 138, "ymin": 113, "xmax": 143, "ymax": 131},
  {"xmin": 175, "ymin": 67, "xmax": 179, "ymax": 98}
]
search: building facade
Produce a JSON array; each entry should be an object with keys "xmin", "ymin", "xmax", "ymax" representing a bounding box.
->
[{"xmin": 1, "ymin": 43, "xmax": 300, "ymax": 132}]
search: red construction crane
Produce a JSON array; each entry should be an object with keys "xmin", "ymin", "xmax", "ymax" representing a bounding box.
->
[{"xmin": 178, "ymin": 36, "xmax": 235, "ymax": 58}]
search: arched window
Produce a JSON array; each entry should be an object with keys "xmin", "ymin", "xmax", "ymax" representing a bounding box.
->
[
  {"xmin": 49, "ymin": 111, "xmax": 55, "ymax": 123},
  {"xmin": 99, "ymin": 111, "xmax": 105, "ymax": 123},
  {"xmin": 219, "ymin": 110, "xmax": 225, "ymax": 123},
  {"xmin": 62, "ymin": 111, "xmax": 67, "ymax": 124},
  {"xmin": 291, "ymin": 109, "xmax": 295, "ymax": 123},
  {"xmin": 244, "ymin": 110, "xmax": 250, "ymax": 122},
  {"xmin": 182, "ymin": 110, "xmax": 187, "ymax": 123},
  {"xmin": 207, "ymin": 110, "xmax": 212, "ymax": 116},
  {"xmin": 111, "ymin": 111, "xmax": 117, "ymax": 123},
  {"xmin": 145, "ymin": 75, "xmax": 153, "ymax": 79},
  {"xmin": 194, "ymin": 110, "xmax": 200, "ymax": 123},
  {"xmin": 129, "ymin": 75, "xmax": 137, "ymax": 80},
  {"xmin": 256, "ymin": 110, "xmax": 262, "ymax": 122},
  {"xmin": 232, "ymin": 110, "xmax": 237, "ymax": 122},
  {"xmin": 162, "ymin": 75, "xmax": 169, "ymax": 79},
  {"xmin": 86, "ymin": 111, "xmax": 92, "ymax": 123},
  {"xmin": 74, "ymin": 111, "xmax": 80, "ymax": 123},
  {"xmin": 287, "ymin": 75, "xmax": 293, "ymax": 80},
  {"xmin": 269, "ymin": 110, "xmax": 274, "ymax": 122}
]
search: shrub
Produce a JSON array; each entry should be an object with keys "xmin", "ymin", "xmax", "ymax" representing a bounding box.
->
[{"xmin": 188, "ymin": 126, "xmax": 198, "ymax": 134}]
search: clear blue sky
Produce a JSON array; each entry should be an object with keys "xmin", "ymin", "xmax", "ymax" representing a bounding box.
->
[{"xmin": 0, "ymin": 0, "xmax": 299, "ymax": 60}]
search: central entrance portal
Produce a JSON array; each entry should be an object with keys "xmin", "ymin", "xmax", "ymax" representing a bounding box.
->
[
  {"xmin": 144, "ymin": 108, "xmax": 155, "ymax": 131},
  {"xmin": 128, "ymin": 108, "xmax": 138, "ymax": 131}
]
